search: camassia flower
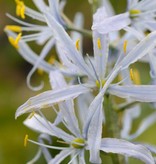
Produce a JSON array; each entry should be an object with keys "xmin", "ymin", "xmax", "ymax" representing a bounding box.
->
[
  {"xmin": 22, "ymin": 70, "xmax": 155, "ymax": 164},
  {"xmin": 4, "ymin": 0, "xmax": 66, "ymax": 90}
]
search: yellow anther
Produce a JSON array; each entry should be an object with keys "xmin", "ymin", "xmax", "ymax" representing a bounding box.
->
[
  {"xmin": 5, "ymin": 25, "xmax": 22, "ymax": 32},
  {"xmin": 96, "ymin": 80, "xmax": 105, "ymax": 88},
  {"xmin": 37, "ymin": 68, "xmax": 44, "ymax": 75},
  {"xmin": 8, "ymin": 33, "xmax": 22, "ymax": 49},
  {"xmin": 97, "ymin": 38, "xmax": 102, "ymax": 49},
  {"xmin": 48, "ymin": 56, "xmax": 55, "ymax": 65},
  {"xmin": 24, "ymin": 134, "xmax": 28, "ymax": 147},
  {"xmin": 133, "ymin": 68, "xmax": 141, "ymax": 85},
  {"xmin": 130, "ymin": 68, "xmax": 134, "ymax": 81},
  {"xmin": 75, "ymin": 39, "xmax": 80, "ymax": 51},
  {"xmin": 129, "ymin": 9, "xmax": 141, "ymax": 15},
  {"xmin": 15, "ymin": 0, "xmax": 26, "ymax": 19},
  {"xmin": 71, "ymin": 138, "xmax": 85, "ymax": 149},
  {"xmin": 28, "ymin": 111, "xmax": 35, "ymax": 119},
  {"xmin": 123, "ymin": 40, "xmax": 128, "ymax": 54}
]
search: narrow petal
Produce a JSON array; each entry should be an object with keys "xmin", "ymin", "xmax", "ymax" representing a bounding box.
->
[
  {"xmin": 48, "ymin": 149, "xmax": 75, "ymax": 164},
  {"xmin": 26, "ymin": 38, "xmax": 55, "ymax": 91},
  {"xmin": 108, "ymin": 85, "xmax": 156, "ymax": 102},
  {"xmin": 49, "ymin": 70, "xmax": 81, "ymax": 137},
  {"xmin": 101, "ymin": 138, "xmax": 155, "ymax": 164},
  {"xmin": 15, "ymin": 85, "xmax": 90, "ymax": 118},
  {"xmin": 92, "ymin": 7, "xmax": 131, "ymax": 34},
  {"xmin": 87, "ymin": 103, "xmax": 103, "ymax": 163},
  {"xmin": 5, "ymin": 30, "xmax": 54, "ymax": 73},
  {"xmin": 24, "ymin": 114, "xmax": 74, "ymax": 142},
  {"xmin": 44, "ymin": 12, "xmax": 95, "ymax": 80},
  {"xmin": 126, "ymin": 112, "xmax": 156, "ymax": 140},
  {"xmin": 38, "ymin": 134, "xmax": 52, "ymax": 162},
  {"xmin": 118, "ymin": 31, "xmax": 156, "ymax": 70},
  {"xmin": 83, "ymin": 94, "xmax": 103, "ymax": 138},
  {"xmin": 121, "ymin": 106, "xmax": 141, "ymax": 138},
  {"xmin": 48, "ymin": 0, "xmax": 65, "ymax": 25},
  {"xmin": 32, "ymin": 0, "xmax": 47, "ymax": 12},
  {"xmin": 93, "ymin": 31, "xmax": 109, "ymax": 80}
]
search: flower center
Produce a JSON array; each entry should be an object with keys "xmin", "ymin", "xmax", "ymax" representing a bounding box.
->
[{"xmin": 71, "ymin": 138, "xmax": 85, "ymax": 149}]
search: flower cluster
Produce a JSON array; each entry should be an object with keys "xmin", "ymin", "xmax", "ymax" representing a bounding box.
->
[{"xmin": 5, "ymin": 0, "xmax": 156, "ymax": 163}]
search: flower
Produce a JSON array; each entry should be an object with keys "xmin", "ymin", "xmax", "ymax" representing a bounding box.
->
[
  {"xmin": 23, "ymin": 75, "xmax": 155, "ymax": 164},
  {"xmin": 23, "ymin": 94, "xmax": 155, "ymax": 163}
]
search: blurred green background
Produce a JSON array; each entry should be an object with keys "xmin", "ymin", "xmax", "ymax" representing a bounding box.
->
[{"xmin": 0, "ymin": 0, "xmax": 156, "ymax": 163}]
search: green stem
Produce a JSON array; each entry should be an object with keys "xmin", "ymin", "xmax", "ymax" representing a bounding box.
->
[{"xmin": 103, "ymin": 94, "xmax": 122, "ymax": 164}]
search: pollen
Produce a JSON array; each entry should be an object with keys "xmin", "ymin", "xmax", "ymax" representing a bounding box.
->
[
  {"xmin": 96, "ymin": 79, "xmax": 105, "ymax": 88},
  {"xmin": 37, "ymin": 68, "xmax": 44, "ymax": 75},
  {"xmin": 130, "ymin": 68, "xmax": 134, "ymax": 81},
  {"xmin": 75, "ymin": 39, "xmax": 80, "ymax": 51},
  {"xmin": 133, "ymin": 68, "xmax": 141, "ymax": 84},
  {"xmin": 8, "ymin": 33, "xmax": 22, "ymax": 49},
  {"xmin": 15, "ymin": 0, "xmax": 26, "ymax": 19},
  {"xmin": 97, "ymin": 38, "xmax": 102, "ymax": 49},
  {"xmin": 129, "ymin": 9, "xmax": 141, "ymax": 15},
  {"xmin": 123, "ymin": 40, "xmax": 128, "ymax": 54},
  {"xmin": 48, "ymin": 56, "xmax": 55, "ymax": 65},
  {"xmin": 71, "ymin": 138, "xmax": 85, "ymax": 149},
  {"xmin": 24, "ymin": 134, "xmax": 28, "ymax": 147},
  {"xmin": 5, "ymin": 25, "xmax": 22, "ymax": 32}
]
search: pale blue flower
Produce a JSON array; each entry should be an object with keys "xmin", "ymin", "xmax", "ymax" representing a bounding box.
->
[{"xmin": 23, "ymin": 71, "xmax": 155, "ymax": 164}]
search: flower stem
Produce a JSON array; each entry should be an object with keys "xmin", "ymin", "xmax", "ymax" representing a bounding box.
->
[{"xmin": 104, "ymin": 94, "xmax": 123, "ymax": 164}]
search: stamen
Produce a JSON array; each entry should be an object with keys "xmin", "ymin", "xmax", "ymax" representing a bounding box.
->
[
  {"xmin": 75, "ymin": 39, "xmax": 80, "ymax": 51},
  {"xmin": 133, "ymin": 69, "xmax": 141, "ymax": 84},
  {"xmin": 130, "ymin": 68, "xmax": 134, "ymax": 81},
  {"xmin": 48, "ymin": 56, "xmax": 55, "ymax": 65},
  {"xmin": 24, "ymin": 134, "xmax": 29, "ymax": 147},
  {"xmin": 123, "ymin": 40, "xmax": 128, "ymax": 54},
  {"xmin": 96, "ymin": 79, "xmax": 106, "ymax": 88},
  {"xmin": 97, "ymin": 38, "xmax": 102, "ymax": 49},
  {"xmin": 28, "ymin": 111, "xmax": 35, "ymax": 119},
  {"xmin": 5, "ymin": 25, "xmax": 22, "ymax": 32},
  {"xmin": 129, "ymin": 9, "xmax": 141, "ymax": 15},
  {"xmin": 15, "ymin": 0, "xmax": 26, "ymax": 19},
  {"xmin": 71, "ymin": 138, "xmax": 85, "ymax": 149},
  {"xmin": 37, "ymin": 68, "xmax": 44, "ymax": 75},
  {"xmin": 8, "ymin": 33, "xmax": 22, "ymax": 49},
  {"xmin": 57, "ymin": 140, "xmax": 69, "ymax": 145}
]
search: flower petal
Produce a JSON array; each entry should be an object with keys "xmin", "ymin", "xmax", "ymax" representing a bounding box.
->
[
  {"xmin": 48, "ymin": 149, "xmax": 75, "ymax": 164},
  {"xmin": 108, "ymin": 85, "xmax": 156, "ymax": 102},
  {"xmin": 118, "ymin": 31, "xmax": 156, "ymax": 70},
  {"xmin": 126, "ymin": 112, "xmax": 156, "ymax": 140},
  {"xmin": 101, "ymin": 138, "xmax": 155, "ymax": 164},
  {"xmin": 15, "ymin": 85, "xmax": 90, "ymax": 118},
  {"xmin": 92, "ymin": 7, "xmax": 131, "ymax": 34},
  {"xmin": 44, "ymin": 12, "xmax": 95, "ymax": 80},
  {"xmin": 93, "ymin": 31, "xmax": 109, "ymax": 80},
  {"xmin": 24, "ymin": 114, "xmax": 74, "ymax": 142},
  {"xmin": 49, "ymin": 70, "xmax": 81, "ymax": 137},
  {"xmin": 87, "ymin": 102, "xmax": 103, "ymax": 163}
]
